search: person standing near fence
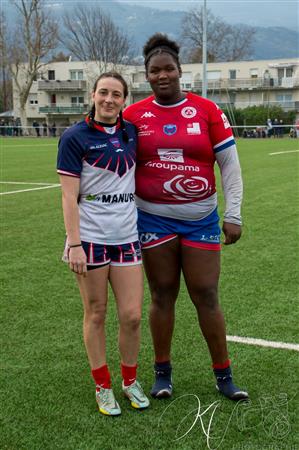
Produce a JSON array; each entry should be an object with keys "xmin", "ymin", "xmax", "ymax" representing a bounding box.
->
[
  {"xmin": 124, "ymin": 33, "xmax": 248, "ymax": 401},
  {"xmin": 57, "ymin": 72, "xmax": 149, "ymax": 416}
]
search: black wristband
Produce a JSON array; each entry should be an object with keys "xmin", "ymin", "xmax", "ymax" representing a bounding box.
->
[{"xmin": 68, "ymin": 243, "xmax": 82, "ymax": 248}]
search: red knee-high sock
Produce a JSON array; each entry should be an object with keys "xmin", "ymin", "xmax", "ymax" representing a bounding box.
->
[
  {"xmin": 121, "ymin": 363, "xmax": 137, "ymax": 387},
  {"xmin": 91, "ymin": 364, "xmax": 111, "ymax": 391}
]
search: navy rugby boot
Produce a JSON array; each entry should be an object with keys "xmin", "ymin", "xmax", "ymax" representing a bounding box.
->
[
  {"xmin": 150, "ymin": 362, "xmax": 173, "ymax": 399},
  {"xmin": 214, "ymin": 366, "xmax": 249, "ymax": 401}
]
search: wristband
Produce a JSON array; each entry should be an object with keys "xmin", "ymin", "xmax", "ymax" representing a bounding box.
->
[{"xmin": 68, "ymin": 243, "xmax": 82, "ymax": 248}]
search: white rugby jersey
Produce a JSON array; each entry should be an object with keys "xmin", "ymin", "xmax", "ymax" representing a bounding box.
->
[{"xmin": 57, "ymin": 119, "xmax": 138, "ymax": 244}]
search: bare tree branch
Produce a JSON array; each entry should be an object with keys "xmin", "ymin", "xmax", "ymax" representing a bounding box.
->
[
  {"xmin": 62, "ymin": 4, "xmax": 134, "ymax": 73},
  {"xmin": 6, "ymin": 0, "xmax": 59, "ymax": 127},
  {"xmin": 181, "ymin": 7, "xmax": 255, "ymax": 62}
]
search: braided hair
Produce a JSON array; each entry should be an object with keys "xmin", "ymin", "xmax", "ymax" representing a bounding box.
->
[
  {"xmin": 143, "ymin": 33, "xmax": 181, "ymax": 75},
  {"xmin": 87, "ymin": 72, "xmax": 129, "ymax": 143}
]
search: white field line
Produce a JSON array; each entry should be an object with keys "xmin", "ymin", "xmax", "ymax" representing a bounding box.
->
[
  {"xmin": 0, "ymin": 184, "xmax": 60, "ymax": 195},
  {"xmin": 269, "ymin": 149, "xmax": 299, "ymax": 156},
  {"xmin": 0, "ymin": 143, "xmax": 56, "ymax": 148},
  {"xmin": 227, "ymin": 335, "xmax": 299, "ymax": 352},
  {"xmin": 0, "ymin": 181, "xmax": 58, "ymax": 185}
]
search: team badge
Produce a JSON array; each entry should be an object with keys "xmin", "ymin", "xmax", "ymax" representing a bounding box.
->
[
  {"xmin": 181, "ymin": 106, "xmax": 197, "ymax": 118},
  {"xmin": 163, "ymin": 124, "xmax": 177, "ymax": 135},
  {"xmin": 109, "ymin": 137, "xmax": 121, "ymax": 148}
]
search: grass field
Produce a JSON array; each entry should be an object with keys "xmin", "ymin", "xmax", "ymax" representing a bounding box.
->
[{"xmin": 1, "ymin": 137, "xmax": 298, "ymax": 450}]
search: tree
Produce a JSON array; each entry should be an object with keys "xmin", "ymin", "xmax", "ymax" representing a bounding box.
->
[
  {"xmin": 181, "ymin": 7, "xmax": 255, "ymax": 62},
  {"xmin": 0, "ymin": 11, "xmax": 12, "ymax": 112},
  {"xmin": 6, "ymin": 0, "xmax": 59, "ymax": 129},
  {"xmin": 62, "ymin": 4, "xmax": 134, "ymax": 73}
]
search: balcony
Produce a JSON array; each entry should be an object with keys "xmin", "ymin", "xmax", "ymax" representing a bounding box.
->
[
  {"xmin": 39, "ymin": 104, "xmax": 89, "ymax": 115},
  {"xmin": 38, "ymin": 80, "xmax": 87, "ymax": 91},
  {"xmin": 193, "ymin": 77, "xmax": 299, "ymax": 91},
  {"xmin": 130, "ymin": 81, "xmax": 152, "ymax": 92}
]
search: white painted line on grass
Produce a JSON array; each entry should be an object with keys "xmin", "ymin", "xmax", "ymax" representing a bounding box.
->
[
  {"xmin": 0, "ymin": 143, "xmax": 56, "ymax": 148},
  {"xmin": 0, "ymin": 184, "xmax": 61, "ymax": 195},
  {"xmin": 227, "ymin": 335, "xmax": 299, "ymax": 352},
  {"xmin": 0, "ymin": 181, "xmax": 58, "ymax": 186},
  {"xmin": 269, "ymin": 149, "xmax": 299, "ymax": 156}
]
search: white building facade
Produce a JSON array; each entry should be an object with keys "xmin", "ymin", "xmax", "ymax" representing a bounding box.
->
[{"xmin": 12, "ymin": 58, "xmax": 299, "ymax": 133}]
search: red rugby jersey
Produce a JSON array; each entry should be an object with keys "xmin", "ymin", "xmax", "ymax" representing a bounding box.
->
[{"xmin": 124, "ymin": 92, "xmax": 235, "ymax": 205}]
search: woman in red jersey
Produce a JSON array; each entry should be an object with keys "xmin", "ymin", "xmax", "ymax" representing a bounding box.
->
[
  {"xmin": 124, "ymin": 34, "xmax": 249, "ymax": 401},
  {"xmin": 57, "ymin": 73, "xmax": 149, "ymax": 416}
]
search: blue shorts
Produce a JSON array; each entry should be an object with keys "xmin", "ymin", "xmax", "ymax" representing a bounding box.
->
[
  {"xmin": 137, "ymin": 208, "xmax": 221, "ymax": 251},
  {"xmin": 63, "ymin": 240, "xmax": 142, "ymax": 269}
]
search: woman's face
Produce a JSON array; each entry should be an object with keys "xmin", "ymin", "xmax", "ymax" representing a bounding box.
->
[
  {"xmin": 146, "ymin": 52, "xmax": 182, "ymax": 103},
  {"xmin": 92, "ymin": 77, "xmax": 126, "ymax": 123}
]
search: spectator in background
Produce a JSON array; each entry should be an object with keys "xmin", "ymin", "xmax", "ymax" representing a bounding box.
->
[
  {"xmin": 266, "ymin": 118, "xmax": 273, "ymax": 138},
  {"xmin": 42, "ymin": 122, "xmax": 48, "ymax": 137},
  {"xmin": 51, "ymin": 122, "xmax": 57, "ymax": 137},
  {"xmin": 32, "ymin": 121, "xmax": 40, "ymax": 137},
  {"xmin": 273, "ymin": 118, "xmax": 279, "ymax": 138}
]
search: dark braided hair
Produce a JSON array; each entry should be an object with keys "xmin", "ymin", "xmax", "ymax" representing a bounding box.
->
[
  {"xmin": 88, "ymin": 72, "xmax": 129, "ymax": 143},
  {"xmin": 143, "ymin": 33, "xmax": 181, "ymax": 74}
]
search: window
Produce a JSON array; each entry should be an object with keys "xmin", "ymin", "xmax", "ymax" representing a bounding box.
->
[
  {"xmin": 71, "ymin": 96, "xmax": 84, "ymax": 105},
  {"xmin": 70, "ymin": 70, "xmax": 84, "ymax": 80},
  {"xmin": 286, "ymin": 68, "xmax": 293, "ymax": 77},
  {"xmin": 48, "ymin": 70, "xmax": 55, "ymax": 80},
  {"xmin": 250, "ymin": 68, "xmax": 258, "ymax": 78},
  {"xmin": 276, "ymin": 94, "xmax": 292, "ymax": 101},
  {"xmin": 229, "ymin": 70, "xmax": 236, "ymax": 80}
]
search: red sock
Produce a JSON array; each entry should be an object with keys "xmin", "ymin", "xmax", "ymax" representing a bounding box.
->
[
  {"xmin": 91, "ymin": 364, "xmax": 111, "ymax": 390},
  {"xmin": 121, "ymin": 363, "xmax": 137, "ymax": 387},
  {"xmin": 212, "ymin": 359, "xmax": 231, "ymax": 370}
]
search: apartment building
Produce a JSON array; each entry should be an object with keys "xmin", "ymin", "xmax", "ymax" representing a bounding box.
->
[{"xmin": 12, "ymin": 58, "xmax": 299, "ymax": 131}]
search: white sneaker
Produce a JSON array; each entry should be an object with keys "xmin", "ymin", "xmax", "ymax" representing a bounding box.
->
[
  {"xmin": 96, "ymin": 388, "xmax": 121, "ymax": 416},
  {"xmin": 122, "ymin": 380, "xmax": 150, "ymax": 409}
]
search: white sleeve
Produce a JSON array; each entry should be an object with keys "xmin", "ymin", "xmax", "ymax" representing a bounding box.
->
[{"xmin": 215, "ymin": 145, "xmax": 243, "ymax": 225}]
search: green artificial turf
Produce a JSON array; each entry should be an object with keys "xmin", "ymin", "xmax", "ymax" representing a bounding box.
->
[{"xmin": 1, "ymin": 137, "xmax": 298, "ymax": 450}]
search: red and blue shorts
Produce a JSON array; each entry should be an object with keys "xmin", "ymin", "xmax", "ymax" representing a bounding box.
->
[
  {"xmin": 63, "ymin": 240, "xmax": 142, "ymax": 270},
  {"xmin": 137, "ymin": 208, "xmax": 221, "ymax": 251}
]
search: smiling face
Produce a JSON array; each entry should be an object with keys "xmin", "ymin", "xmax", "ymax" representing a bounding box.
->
[
  {"xmin": 146, "ymin": 52, "xmax": 182, "ymax": 104},
  {"xmin": 92, "ymin": 77, "xmax": 126, "ymax": 124}
]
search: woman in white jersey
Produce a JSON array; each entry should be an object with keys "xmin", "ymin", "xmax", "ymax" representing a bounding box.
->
[
  {"xmin": 124, "ymin": 34, "xmax": 249, "ymax": 402},
  {"xmin": 57, "ymin": 72, "xmax": 149, "ymax": 416}
]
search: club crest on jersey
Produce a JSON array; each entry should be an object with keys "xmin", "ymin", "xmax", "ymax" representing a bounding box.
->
[
  {"xmin": 163, "ymin": 124, "xmax": 177, "ymax": 135},
  {"xmin": 109, "ymin": 137, "xmax": 121, "ymax": 148},
  {"xmin": 181, "ymin": 106, "xmax": 197, "ymax": 119}
]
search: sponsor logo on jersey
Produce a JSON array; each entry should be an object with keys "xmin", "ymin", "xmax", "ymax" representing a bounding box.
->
[
  {"xmin": 187, "ymin": 123, "xmax": 201, "ymax": 135},
  {"xmin": 141, "ymin": 112, "xmax": 156, "ymax": 118},
  {"xmin": 157, "ymin": 148, "xmax": 184, "ymax": 163},
  {"xmin": 163, "ymin": 175, "xmax": 211, "ymax": 200},
  {"xmin": 163, "ymin": 124, "xmax": 177, "ymax": 135},
  {"xmin": 84, "ymin": 193, "xmax": 135, "ymax": 203},
  {"xmin": 145, "ymin": 161, "xmax": 200, "ymax": 172},
  {"xmin": 181, "ymin": 106, "xmax": 197, "ymax": 118},
  {"xmin": 89, "ymin": 143, "xmax": 107, "ymax": 150},
  {"xmin": 221, "ymin": 113, "xmax": 230, "ymax": 129}
]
